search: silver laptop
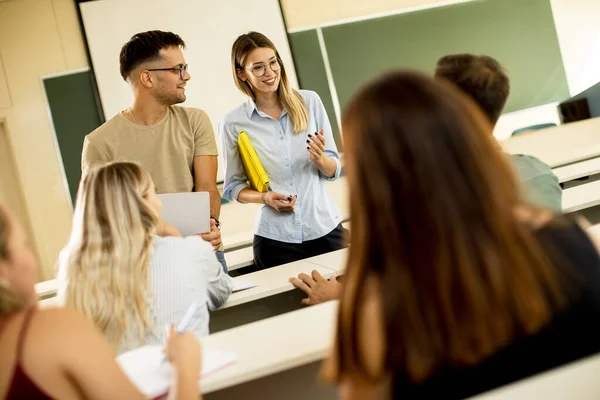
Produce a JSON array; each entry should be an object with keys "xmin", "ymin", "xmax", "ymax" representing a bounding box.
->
[{"xmin": 157, "ymin": 192, "xmax": 210, "ymax": 237}]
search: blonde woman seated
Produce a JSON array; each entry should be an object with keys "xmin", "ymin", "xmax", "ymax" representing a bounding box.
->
[
  {"xmin": 0, "ymin": 203, "xmax": 202, "ymax": 400},
  {"xmin": 58, "ymin": 161, "xmax": 233, "ymax": 353}
]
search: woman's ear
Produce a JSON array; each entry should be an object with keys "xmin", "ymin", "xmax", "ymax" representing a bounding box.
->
[{"xmin": 237, "ymin": 69, "xmax": 247, "ymax": 82}]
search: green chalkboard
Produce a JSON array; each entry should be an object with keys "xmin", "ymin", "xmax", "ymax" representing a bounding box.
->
[
  {"xmin": 291, "ymin": 0, "xmax": 569, "ymax": 116},
  {"xmin": 288, "ymin": 30, "xmax": 343, "ymax": 150},
  {"xmin": 44, "ymin": 70, "xmax": 103, "ymax": 203}
]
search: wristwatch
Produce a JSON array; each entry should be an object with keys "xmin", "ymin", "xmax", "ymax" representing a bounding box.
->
[{"xmin": 210, "ymin": 216, "xmax": 222, "ymax": 230}]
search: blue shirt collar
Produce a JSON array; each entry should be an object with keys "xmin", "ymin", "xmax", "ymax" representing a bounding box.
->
[
  {"xmin": 244, "ymin": 98, "xmax": 288, "ymax": 119},
  {"xmin": 244, "ymin": 99, "xmax": 258, "ymax": 119}
]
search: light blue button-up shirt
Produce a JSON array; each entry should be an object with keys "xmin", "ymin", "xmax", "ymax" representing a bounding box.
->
[{"xmin": 220, "ymin": 90, "xmax": 342, "ymax": 243}]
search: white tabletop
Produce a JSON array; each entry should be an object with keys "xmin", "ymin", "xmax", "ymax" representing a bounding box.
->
[
  {"xmin": 501, "ymin": 118, "xmax": 600, "ymax": 168},
  {"xmin": 202, "ymin": 300, "xmax": 338, "ymax": 393},
  {"xmin": 306, "ymin": 248, "xmax": 349, "ymax": 275},
  {"xmin": 222, "ymin": 260, "xmax": 336, "ymax": 309},
  {"xmin": 553, "ymin": 157, "xmax": 600, "ymax": 183},
  {"xmin": 562, "ymin": 180, "xmax": 600, "ymax": 213},
  {"xmin": 224, "ymin": 247, "xmax": 254, "ymax": 271},
  {"xmin": 469, "ymin": 353, "xmax": 600, "ymax": 399}
]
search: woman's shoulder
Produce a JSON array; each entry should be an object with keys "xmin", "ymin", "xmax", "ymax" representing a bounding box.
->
[
  {"xmin": 16, "ymin": 307, "xmax": 97, "ymax": 348},
  {"xmin": 222, "ymin": 100, "xmax": 254, "ymax": 124},
  {"xmin": 297, "ymin": 89, "xmax": 320, "ymax": 104},
  {"xmin": 153, "ymin": 235, "xmax": 214, "ymax": 258}
]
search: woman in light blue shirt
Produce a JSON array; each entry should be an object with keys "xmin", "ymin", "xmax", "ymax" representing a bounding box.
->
[{"xmin": 221, "ymin": 31, "xmax": 347, "ymax": 270}]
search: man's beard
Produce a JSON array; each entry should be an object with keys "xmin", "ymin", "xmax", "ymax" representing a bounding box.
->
[{"xmin": 156, "ymin": 90, "xmax": 186, "ymax": 106}]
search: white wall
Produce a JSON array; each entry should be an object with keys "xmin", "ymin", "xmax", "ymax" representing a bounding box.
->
[
  {"xmin": 494, "ymin": 0, "xmax": 600, "ymax": 140},
  {"xmin": 551, "ymin": 0, "xmax": 600, "ymax": 96},
  {"xmin": 80, "ymin": 0, "xmax": 297, "ymax": 180}
]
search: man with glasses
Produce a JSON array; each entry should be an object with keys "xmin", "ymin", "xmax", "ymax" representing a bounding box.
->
[{"xmin": 82, "ymin": 30, "xmax": 227, "ymax": 271}]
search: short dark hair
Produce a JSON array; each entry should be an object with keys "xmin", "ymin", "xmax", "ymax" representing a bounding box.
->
[
  {"xmin": 435, "ymin": 54, "xmax": 509, "ymax": 125},
  {"xmin": 119, "ymin": 30, "xmax": 186, "ymax": 81}
]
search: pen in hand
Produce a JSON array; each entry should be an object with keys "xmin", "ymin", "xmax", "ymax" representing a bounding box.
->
[{"xmin": 162, "ymin": 299, "xmax": 203, "ymax": 365}]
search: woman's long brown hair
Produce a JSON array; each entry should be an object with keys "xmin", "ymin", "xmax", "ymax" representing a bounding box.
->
[{"xmin": 334, "ymin": 71, "xmax": 566, "ymax": 383}]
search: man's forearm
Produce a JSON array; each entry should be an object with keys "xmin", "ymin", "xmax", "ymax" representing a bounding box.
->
[
  {"xmin": 209, "ymin": 187, "xmax": 222, "ymax": 219},
  {"xmin": 195, "ymin": 185, "xmax": 222, "ymax": 219}
]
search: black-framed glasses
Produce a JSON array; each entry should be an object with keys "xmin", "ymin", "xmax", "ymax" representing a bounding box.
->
[
  {"xmin": 147, "ymin": 64, "xmax": 188, "ymax": 79},
  {"xmin": 248, "ymin": 58, "xmax": 281, "ymax": 77}
]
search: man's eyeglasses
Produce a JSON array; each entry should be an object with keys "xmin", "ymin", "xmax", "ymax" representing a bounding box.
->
[
  {"xmin": 248, "ymin": 58, "xmax": 281, "ymax": 77},
  {"xmin": 147, "ymin": 64, "xmax": 188, "ymax": 79}
]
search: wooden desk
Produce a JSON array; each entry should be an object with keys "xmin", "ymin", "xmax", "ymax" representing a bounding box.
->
[
  {"xmin": 553, "ymin": 157, "xmax": 600, "ymax": 183},
  {"xmin": 562, "ymin": 180, "xmax": 600, "ymax": 213},
  {"xmin": 469, "ymin": 353, "xmax": 600, "ymax": 399},
  {"xmin": 224, "ymin": 247, "xmax": 254, "ymax": 271},
  {"xmin": 203, "ymin": 301, "xmax": 337, "ymax": 395},
  {"xmin": 222, "ymin": 260, "xmax": 335, "ymax": 309},
  {"xmin": 305, "ymin": 248, "xmax": 349, "ymax": 275},
  {"xmin": 501, "ymin": 118, "xmax": 600, "ymax": 168}
]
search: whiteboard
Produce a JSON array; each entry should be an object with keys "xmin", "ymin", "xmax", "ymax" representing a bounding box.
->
[{"xmin": 79, "ymin": 0, "xmax": 298, "ymax": 181}]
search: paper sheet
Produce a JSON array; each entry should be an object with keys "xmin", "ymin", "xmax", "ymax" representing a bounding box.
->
[
  {"xmin": 232, "ymin": 279, "xmax": 259, "ymax": 292},
  {"xmin": 117, "ymin": 345, "xmax": 236, "ymax": 398}
]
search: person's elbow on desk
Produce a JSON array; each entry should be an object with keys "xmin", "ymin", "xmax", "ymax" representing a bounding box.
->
[{"xmin": 289, "ymin": 270, "xmax": 343, "ymax": 305}]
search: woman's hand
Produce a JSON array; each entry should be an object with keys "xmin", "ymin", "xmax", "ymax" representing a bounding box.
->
[
  {"xmin": 263, "ymin": 192, "xmax": 297, "ymax": 213},
  {"xmin": 307, "ymin": 130, "xmax": 326, "ymax": 163},
  {"xmin": 165, "ymin": 325, "xmax": 202, "ymax": 373}
]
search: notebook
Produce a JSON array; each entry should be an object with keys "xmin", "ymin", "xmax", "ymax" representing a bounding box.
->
[
  {"xmin": 238, "ymin": 131, "xmax": 270, "ymax": 193},
  {"xmin": 157, "ymin": 192, "xmax": 210, "ymax": 237},
  {"xmin": 117, "ymin": 344, "xmax": 236, "ymax": 399}
]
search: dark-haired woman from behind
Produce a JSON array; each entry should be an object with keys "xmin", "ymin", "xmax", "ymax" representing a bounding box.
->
[{"xmin": 322, "ymin": 71, "xmax": 600, "ymax": 399}]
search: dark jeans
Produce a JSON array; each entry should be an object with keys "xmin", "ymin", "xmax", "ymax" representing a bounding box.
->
[{"xmin": 253, "ymin": 223, "xmax": 349, "ymax": 270}]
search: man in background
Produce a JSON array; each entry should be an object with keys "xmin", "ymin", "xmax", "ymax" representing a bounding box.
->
[
  {"xmin": 290, "ymin": 53, "xmax": 563, "ymax": 305},
  {"xmin": 435, "ymin": 53, "xmax": 562, "ymax": 211},
  {"xmin": 82, "ymin": 30, "xmax": 227, "ymax": 271}
]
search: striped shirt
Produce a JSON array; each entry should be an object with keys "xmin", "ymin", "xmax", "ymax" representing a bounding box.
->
[
  {"xmin": 135, "ymin": 236, "xmax": 233, "ymax": 352},
  {"xmin": 58, "ymin": 235, "xmax": 233, "ymax": 354}
]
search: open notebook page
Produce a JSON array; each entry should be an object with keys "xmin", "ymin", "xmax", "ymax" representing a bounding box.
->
[{"xmin": 117, "ymin": 344, "xmax": 236, "ymax": 398}]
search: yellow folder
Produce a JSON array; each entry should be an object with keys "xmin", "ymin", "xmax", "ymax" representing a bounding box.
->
[{"xmin": 238, "ymin": 131, "xmax": 270, "ymax": 193}]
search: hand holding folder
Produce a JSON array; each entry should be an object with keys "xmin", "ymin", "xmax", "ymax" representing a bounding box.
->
[{"xmin": 238, "ymin": 130, "xmax": 270, "ymax": 193}]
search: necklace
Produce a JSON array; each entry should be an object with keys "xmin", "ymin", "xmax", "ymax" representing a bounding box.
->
[{"xmin": 128, "ymin": 108, "xmax": 138, "ymax": 124}]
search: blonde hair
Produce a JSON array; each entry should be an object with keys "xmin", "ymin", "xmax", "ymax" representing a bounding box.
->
[
  {"xmin": 60, "ymin": 162, "xmax": 158, "ymax": 349},
  {"xmin": 231, "ymin": 31, "xmax": 308, "ymax": 134},
  {"xmin": 0, "ymin": 204, "xmax": 27, "ymax": 318}
]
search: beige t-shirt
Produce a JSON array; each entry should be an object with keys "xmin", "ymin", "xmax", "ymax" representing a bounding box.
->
[{"xmin": 82, "ymin": 106, "xmax": 218, "ymax": 193}]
